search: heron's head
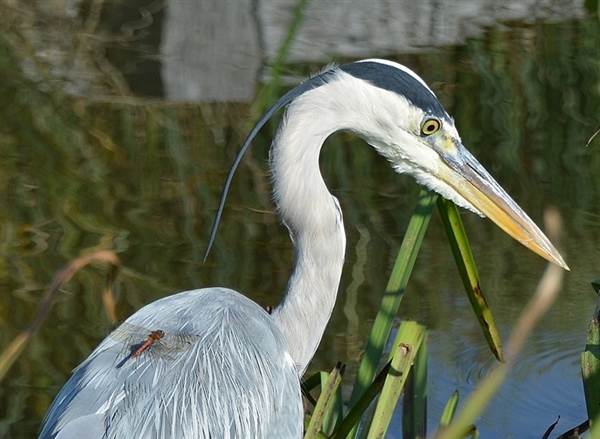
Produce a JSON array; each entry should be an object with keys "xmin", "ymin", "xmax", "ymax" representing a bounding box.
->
[
  {"xmin": 327, "ymin": 59, "xmax": 567, "ymax": 269},
  {"xmin": 207, "ymin": 59, "xmax": 567, "ymax": 269}
]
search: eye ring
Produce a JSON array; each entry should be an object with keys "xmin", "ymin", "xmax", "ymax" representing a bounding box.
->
[{"xmin": 420, "ymin": 117, "xmax": 441, "ymax": 136}]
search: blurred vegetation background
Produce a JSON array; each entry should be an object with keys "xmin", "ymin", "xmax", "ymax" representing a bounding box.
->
[{"xmin": 0, "ymin": 0, "xmax": 598, "ymax": 437}]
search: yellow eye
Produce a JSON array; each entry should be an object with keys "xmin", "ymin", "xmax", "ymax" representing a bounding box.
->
[{"xmin": 420, "ymin": 118, "xmax": 441, "ymax": 136}]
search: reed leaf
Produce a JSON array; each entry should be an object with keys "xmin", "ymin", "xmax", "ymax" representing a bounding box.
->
[
  {"xmin": 305, "ymin": 363, "xmax": 346, "ymax": 439},
  {"xmin": 434, "ymin": 263, "xmax": 563, "ymax": 439},
  {"xmin": 329, "ymin": 362, "xmax": 391, "ymax": 439},
  {"xmin": 254, "ymin": 0, "xmax": 311, "ymax": 114},
  {"xmin": 438, "ymin": 391, "xmax": 459, "ymax": 427},
  {"xmin": 581, "ymin": 281, "xmax": 600, "ymax": 436},
  {"xmin": 0, "ymin": 251, "xmax": 119, "ymax": 381},
  {"xmin": 436, "ymin": 197, "xmax": 503, "ymax": 361},
  {"xmin": 347, "ymin": 188, "xmax": 437, "ymax": 425},
  {"xmin": 366, "ymin": 321, "xmax": 427, "ymax": 439},
  {"xmin": 402, "ymin": 328, "xmax": 428, "ymax": 438}
]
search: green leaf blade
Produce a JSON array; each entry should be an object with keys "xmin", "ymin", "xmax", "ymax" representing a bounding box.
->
[
  {"xmin": 366, "ymin": 321, "xmax": 427, "ymax": 439},
  {"xmin": 437, "ymin": 198, "xmax": 503, "ymax": 361},
  {"xmin": 348, "ymin": 189, "xmax": 437, "ymax": 421}
]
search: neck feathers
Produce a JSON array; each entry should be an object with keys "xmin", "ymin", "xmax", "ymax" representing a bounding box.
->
[{"xmin": 269, "ymin": 93, "xmax": 347, "ymax": 374}]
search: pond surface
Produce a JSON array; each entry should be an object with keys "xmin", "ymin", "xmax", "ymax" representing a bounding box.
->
[{"xmin": 1, "ymin": 1, "xmax": 599, "ymax": 438}]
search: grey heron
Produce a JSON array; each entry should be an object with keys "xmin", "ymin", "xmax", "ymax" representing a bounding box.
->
[{"xmin": 39, "ymin": 59, "xmax": 567, "ymax": 439}]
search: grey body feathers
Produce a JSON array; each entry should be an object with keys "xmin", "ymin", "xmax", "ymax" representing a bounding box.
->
[{"xmin": 39, "ymin": 288, "xmax": 302, "ymax": 439}]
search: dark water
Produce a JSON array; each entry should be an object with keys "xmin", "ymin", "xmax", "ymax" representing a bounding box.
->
[{"xmin": 1, "ymin": 2, "xmax": 599, "ymax": 438}]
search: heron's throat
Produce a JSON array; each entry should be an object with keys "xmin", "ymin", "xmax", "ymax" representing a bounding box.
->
[{"xmin": 269, "ymin": 104, "xmax": 347, "ymax": 375}]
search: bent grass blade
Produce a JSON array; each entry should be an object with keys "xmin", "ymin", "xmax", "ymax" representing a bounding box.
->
[
  {"xmin": 437, "ymin": 197, "xmax": 503, "ymax": 362},
  {"xmin": 0, "ymin": 251, "xmax": 120, "ymax": 381}
]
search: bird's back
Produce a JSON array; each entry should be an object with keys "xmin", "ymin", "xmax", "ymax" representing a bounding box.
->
[{"xmin": 39, "ymin": 288, "xmax": 302, "ymax": 439}]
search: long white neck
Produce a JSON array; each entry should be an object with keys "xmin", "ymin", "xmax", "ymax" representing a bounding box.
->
[{"xmin": 269, "ymin": 93, "xmax": 347, "ymax": 376}]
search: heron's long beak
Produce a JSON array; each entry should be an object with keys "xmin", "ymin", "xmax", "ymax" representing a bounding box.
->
[{"xmin": 436, "ymin": 139, "xmax": 569, "ymax": 270}]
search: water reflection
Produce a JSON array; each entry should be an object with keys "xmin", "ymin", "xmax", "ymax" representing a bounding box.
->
[
  {"xmin": 423, "ymin": 312, "xmax": 587, "ymax": 437},
  {"xmin": 0, "ymin": 2, "xmax": 599, "ymax": 438}
]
